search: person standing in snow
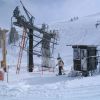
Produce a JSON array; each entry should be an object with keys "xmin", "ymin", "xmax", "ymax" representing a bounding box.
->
[{"xmin": 56, "ymin": 57, "xmax": 64, "ymax": 75}]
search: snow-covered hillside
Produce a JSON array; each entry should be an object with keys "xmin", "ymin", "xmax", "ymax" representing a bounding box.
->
[
  {"xmin": 53, "ymin": 15, "xmax": 100, "ymax": 68},
  {"xmin": 1, "ymin": 13, "xmax": 100, "ymax": 100},
  {"xmin": 1, "ymin": 0, "xmax": 100, "ymax": 100},
  {"xmin": 6, "ymin": 15, "xmax": 100, "ymax": 68}
]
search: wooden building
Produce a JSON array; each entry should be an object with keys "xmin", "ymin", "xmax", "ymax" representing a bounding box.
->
[{"xmin": 72, "ymin": 45, "xmax": 98, "ymax": 76}]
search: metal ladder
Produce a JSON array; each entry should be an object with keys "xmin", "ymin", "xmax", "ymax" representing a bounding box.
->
[{"xmin": 16, "ymin": 28, "xmax": 27, "ymax": 74}]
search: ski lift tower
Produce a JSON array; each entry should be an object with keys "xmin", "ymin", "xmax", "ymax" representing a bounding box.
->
[
  {"xmin": 11, "ymin": 0, "xmax": 58, "ymax": 73},
  {"xmin": 12, "ymin": 4, "xmax": 34, "ymax": 72},
  {"xmin": 41, "ymin": 24, "xmax": 58, "ymax": 68}
]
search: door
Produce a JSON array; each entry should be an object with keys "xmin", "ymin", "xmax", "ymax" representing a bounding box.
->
[{"xmin": 81, "ymin": 49, "xmax": 87, "ymax": 71}]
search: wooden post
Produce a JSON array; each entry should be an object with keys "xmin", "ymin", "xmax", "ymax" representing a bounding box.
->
[
  {"xmin": 0, "ymin": 28, "xmax": 8, "ymax": 72},
  {"xmin": 7, "ymin": 65, "xmax": 9, "ymax": 83}
]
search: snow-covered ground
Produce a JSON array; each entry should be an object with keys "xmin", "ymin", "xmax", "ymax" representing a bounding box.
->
[{"xmin": 0, "ymin": 66, "xmax": 100, "ymax": 100}]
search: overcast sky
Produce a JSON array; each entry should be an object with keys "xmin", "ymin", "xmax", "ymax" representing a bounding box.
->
[{"xmin": 0, "ymin": 0, "xmax": 100, "ymax": 28}]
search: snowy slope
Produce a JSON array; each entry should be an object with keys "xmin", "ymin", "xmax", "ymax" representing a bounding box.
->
[
  {"xmin": 52, "ymin": 15, "xmax": 100, "ymax": 68},
  {"xmin": 5, "ymin": 15, "xmax": 100, "ymax": 69},
  {"xmin": 0, "ymin": 68, "xmax": 100, "ymax": 100},
  {"xmin": 1, "ymin": 13, "xmax": 100, "ymax": 100},
  {"xmin": 1, "ymin": 0, "xmax": 100, "ymax": 100}
]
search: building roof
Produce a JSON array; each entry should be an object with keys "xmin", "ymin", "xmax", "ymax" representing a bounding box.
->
[{"xmin": 72, "ymin": 45, "xmax": 97, "ymax": 49}]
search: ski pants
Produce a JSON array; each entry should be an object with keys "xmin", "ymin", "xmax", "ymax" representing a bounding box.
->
[{"xmin": 59, "ymin": 66, "xmax": 62, "ymax": 75}]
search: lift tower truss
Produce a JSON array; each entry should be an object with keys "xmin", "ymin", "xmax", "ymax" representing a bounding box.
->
[{"xmin": 11, "ymin": 0, "xmax": 58, "ymax": 72}]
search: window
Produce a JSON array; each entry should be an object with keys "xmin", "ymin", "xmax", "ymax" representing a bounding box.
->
[{"xmin": 74, "ymin": 48, "xmax": 80, "ymax": 60}]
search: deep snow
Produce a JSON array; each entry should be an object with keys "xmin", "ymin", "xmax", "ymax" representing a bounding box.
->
[{"xmin": 0, "ymin": 67, "xmax": 100, "ymax": 100}]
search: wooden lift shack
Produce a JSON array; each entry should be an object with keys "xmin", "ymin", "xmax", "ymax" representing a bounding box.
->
[{"xmin": 72, "ymin": 45, "xmax": 98, "ymax": 76}]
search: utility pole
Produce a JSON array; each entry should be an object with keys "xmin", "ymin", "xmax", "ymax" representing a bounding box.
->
[
  {"xmin": 29, "ymin": 29, "xmax": 34, "ymax": 72},
  {"xmin": 12, "ymin": 3, "xmax": 34, "ymax": 72}
]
